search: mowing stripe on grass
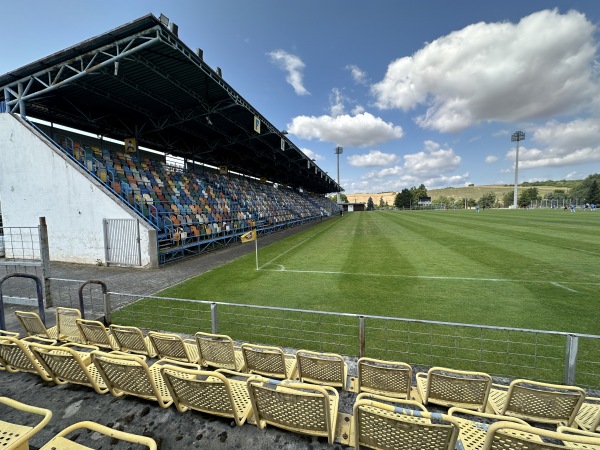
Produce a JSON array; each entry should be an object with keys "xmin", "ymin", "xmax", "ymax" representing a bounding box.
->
[{"xmin": 259, "ymin": 267, "xmax": 600, "ymax": 289}]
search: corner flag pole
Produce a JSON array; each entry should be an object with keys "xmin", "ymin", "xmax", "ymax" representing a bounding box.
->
[{"xmin": 255, "ymin": 237, "xmax": 258, "ymax": 270}]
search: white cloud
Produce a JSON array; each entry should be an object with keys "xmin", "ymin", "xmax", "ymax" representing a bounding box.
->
[
  {"xmin": 268, "ymin": 49, "xmax": 310, "ymax": 96},
  {"xmin": 287, "ymin": 112, "xmax": 404, "ymax": 147},
  {"xmin": 359, "ymin": 141, "xmax": 463, "ymax": 191},
  {"xmin": 504, "ymin": 118, "xmax": 600, "ymax": 169},
  {"xmin": 346, "ymin": 64, "xmax": 368, "ymax": 84},
  {"xmin": 372, "ymin": 9, "xmax": 598, "ymax": 132},
  {"xmin": 348, "ymin": 150, "xmax": 399, "ymax": 167},
  {"xmin": 352, "ymin": 105, "xmax": 365, "ymax": 115},
  {"xmin": 329, "ymin": 88, "xmax": 345, "ymax": 117},
  {"xmin": 300, "ymin": 148, "xmax": 323, "ymax": 161},
  {"xmin": 485, "ymin": 155, "xmax": 499, "ymax": 164}
]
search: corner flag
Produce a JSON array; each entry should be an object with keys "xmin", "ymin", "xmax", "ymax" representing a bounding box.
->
[{"xmin": 240, "ymin": 229, "xmax": 257, "ymax": 243}]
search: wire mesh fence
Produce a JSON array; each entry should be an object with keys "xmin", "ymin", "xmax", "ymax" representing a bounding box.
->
[
  {"xmin": 0, "ymin": 227, "xmax": 41, "ymax": 260},
  {"xmin": 107, "ymin": 293, "xmax": 600, "ymax": 390},
  {"xmin": 47, "ymin": 278, "xmax": 107, "ymax": 319}
]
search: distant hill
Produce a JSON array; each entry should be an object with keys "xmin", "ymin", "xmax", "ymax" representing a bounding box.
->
[{"xmin": 345, "ymin": 183, "xmax": 577, "ymax": 204}]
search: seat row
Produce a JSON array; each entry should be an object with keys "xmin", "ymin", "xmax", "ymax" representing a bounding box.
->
[
  {"xmin": 3, "ymin": 311, "xmax": 600, "ymax": 448},
  {"xmin": 0, "ymin": 396, "xmax": 157, "ymax": 449}
]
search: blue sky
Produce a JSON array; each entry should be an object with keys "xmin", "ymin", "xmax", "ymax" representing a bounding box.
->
[{"xmin": 2, "ymin": 1, "xmax": 599, "ymax": 194}]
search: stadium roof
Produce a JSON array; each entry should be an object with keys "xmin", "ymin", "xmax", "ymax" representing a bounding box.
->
[{"xmin": 0, "ymin": 14, "xmax": 340, "ymax": 194}]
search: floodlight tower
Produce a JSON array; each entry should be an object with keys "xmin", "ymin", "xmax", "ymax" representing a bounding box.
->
[
  {"xmin": 335, "ymin": 146, "xmax": 343, "ymax": 203},
  {"xmin": 511, "ymin": 131, "xmax": 525, "ymax": 208}
]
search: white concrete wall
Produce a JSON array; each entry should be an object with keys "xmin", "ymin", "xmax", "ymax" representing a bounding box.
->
[{"xmin": 0, "ymin": 114, "xmax": 157, "ymax": 267}]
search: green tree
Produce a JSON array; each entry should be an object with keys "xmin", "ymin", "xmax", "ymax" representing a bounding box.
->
[
  {"xmin": 502, "ymin": 192, "xmax": 514, "ymax": 208},
  {"xmin": 394, "ymin": 189, "xmax": 412, "ymax": 209},
  {"xmin": 479, "ymin": 192, "xmax": 496, "ymax": 208},
  {"xmin": 379, "ymin": 197, "xmax": 385, "ymax": 208},
  {"xmin": 518, "ymin": 187, "xmax": 540, "ymax": 207},
  {"xmin": 587, "ymin": 180, "xmax": 600, "ymax": 204},
  {"xmin": 367, "ymin": 197, "xmax": 374, "ymax": 211},
  {"xmin": 329, "ymin": 193, "xmax": 348, "ymax": 203},
  {"xmin": 411, "ymin": 184, "xmax": 428, "ymax": 205},
  {"xmin": 569, "ymin": 173, "xmax": 600, "ymax": 202}
]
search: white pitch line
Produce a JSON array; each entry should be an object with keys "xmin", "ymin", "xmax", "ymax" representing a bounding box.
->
[
  {"xmin": 258, "ymin": 267, "xmax": 600, "ymax": 288},
  {"xmin": 551, "ymin": 282, "xmax": 579, "ymax": 293},
  {"xmin": 258, "ymin": 219, "xmax": 340, "ymax": 270}
]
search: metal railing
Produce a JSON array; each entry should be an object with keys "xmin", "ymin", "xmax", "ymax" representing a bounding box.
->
[{"xmin": 108, "ymin": 293, "xmax": 600, "ymax": 390}]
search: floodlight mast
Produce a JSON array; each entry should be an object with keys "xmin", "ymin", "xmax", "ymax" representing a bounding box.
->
[
  {"xmin": 511, "ymin": 131, "xmax": 525, "ymax": 208},
  {"xmin": 335, "ymin": 146, "xmax": 343, "ymax": 203}
]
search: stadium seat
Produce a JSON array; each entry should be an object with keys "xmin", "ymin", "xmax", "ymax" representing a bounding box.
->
[
  {"xmin": 76, "ymin": 318, "xmax": 118, "ymax": 350},
  {"xmin": 109, "ymin": 324, "xmax": 156, "ymax": 357},
  {"xmin": 0, "ymin": 334, "xmax": 55, "ymax": 381},
  {"xmin": 147, "ymin": 331, "xmax": 199, "ymax": 363},
  {"xmin": 556, "ymin": 426, "xmax": 600, "ymax": 447},
  {"xmin": 29, "ymin": 342, "xmax": 108, "ymax": 394},
  {"xmin": 352, "ymin": 393, "xmax": 460, "ymax": 450},
  {"xmin": 486, "ymin": 379, "xmax": 585, "ymax": 426},
  {"xmin": 241, "ymin": 343, "xmax": 297, "ymax": 379},
  {"xmin": 574, "ymin": 397, "xmax": 600, "ymax": 433},
  {"xmin": 15, "ymin": 310, "xmax": 58, "ymax": 340},
  {"xmin": 39, "ymin": 420, "xmax": 157, "ymax": 449},
  {"xmin": 295, "ymin": 349, "xmax": 350, "ymax": 390},
  {"xmin": 0, "ymin": 396, "xmax": 53, "ymax": 450},
  {"xmin": 90, "ymin": 351, "xmax": 176, "ymax": 408},
  {"xmin": 416, "ymin": 367, "xmax": 492, "ymax": 412},
  {"xmin": 195, "ymin": 332, "xmax": 245, "ymax": 371},
  {"xmin": 161, "ymin": 364, "xmax": 255, "ymax": 426},
  {"xmin": 481, "ymin": 421, "xmax": 600, "ymax": 449},
  {"xmin": 55, "ymin": 307, "xmax": 84, "ymax": 343},
  {"xmin": 357, "ymin": 357, "xmax": 413, "ymax": 399},
  {"xmin": 447, "ymin": 407, "xmax": 529, "ymax": 450},
  {"xmin": 0, "ymin": 330, "xmax": 19, "ymax": 371},
  {"xmin": 247, "ymin": 377, "xmax": 339, "ymax": 444}
]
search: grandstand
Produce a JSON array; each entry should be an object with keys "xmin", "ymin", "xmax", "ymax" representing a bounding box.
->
[{"xmin": 0, "ymin": 13, "xmax": 341, "ymax": 267}]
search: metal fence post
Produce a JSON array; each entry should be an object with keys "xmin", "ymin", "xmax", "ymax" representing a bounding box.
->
[
  {"xmin": 211, "ymin": 303, "xmax": 218, "ymax": 334},
  {"xmin": 564, "ymin": 334, "xmax": 578, "ymax": 385},
  {"xmin": 359, "ymin": 315, "xmax": 365, "ymax": 358},
  {"xmin": 104, "ymin": 292, "xmax": 112, "ymax": 325},
  {"xmin": 39, "ymin": 217, "xmax": 52, "ymax": 307}
]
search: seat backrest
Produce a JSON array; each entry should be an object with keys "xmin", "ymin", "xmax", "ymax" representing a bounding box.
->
[
  {"xmin": 242, "ymin": 343, "xmax": 291, "ymax": 378},
  {"xmin": 575, "ymin": 398, "xmax": 600, "ymax": 432},
  {"xmin": 0, "ymin": 335, "xmax": 53, "ymax": 380},
  {"xmin": 353, "ymin": 398, "xmax": 460, "ymax": 450},
  {"xmin": 109, "ymin": 324, "xmax": 154, "ymax": 356},
  {"xmin": 15, "ymin": 310, "xmax": 50, "ymax": 338},
  {"xmin": 148, "ymin": 331, "xmax": 192, "ymax": 361},
  {"xmin": 91, "ymin": 351, "xmax": 160, "ymax": 400},
  {"xmin": 247, "ymin": 377, "xmax": 337, "ymax": 443},
  {"xmin": 195, "ymin": 332, "xmax": 237, "ymax": 369},
  {"xmin": 483, "ymin": 421, "xmax": 600, "ymax": 450},
  {"xmin": 502, "ymin": 379, "xmax": 586, "ymax": 426},
  {"xmin": 29, "ymin": 342, "xmax": 95, "ymax": 386},
  {"xmin": 56, "ymin": 307, "xmax": 82, "ymax": 342},
  {"xmin": 426, "ymin": 367, "xmax": 492, "ymax": 410},
  {"xmin": 296, "ymin": 349, "xmax": 346, "ymax": 388},
  {"xmin": 0, "ymin": 396, "xmax": 53, "ymax": 450},
  {"xmin": 358, "ymin": 357, "xmax": 412, "ymax": 399},
  {"xmin": 39, "ymin": 420, "xmax": 157, "ymax": 450},
  {"xmin": 76, "ymin": 319, "xmax": 113, "ymax": 349}
]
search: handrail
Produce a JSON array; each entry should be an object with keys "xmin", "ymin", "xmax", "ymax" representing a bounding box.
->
[{"xmin": 0, "ymin": 273, "xmax": 45, "ymax": 329}]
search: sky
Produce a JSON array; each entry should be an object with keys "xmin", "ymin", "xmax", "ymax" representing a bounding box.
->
[{"xmin": 1, "ymin": 1, "xmax": 600, "ymax": 194}]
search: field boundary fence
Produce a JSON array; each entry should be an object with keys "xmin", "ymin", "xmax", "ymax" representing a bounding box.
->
[{"xmin": 108, "ymin": 292, "xmax": 600, "ymax": 390}]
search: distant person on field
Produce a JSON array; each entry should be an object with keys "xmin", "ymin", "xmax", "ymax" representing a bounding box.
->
[
  {"xmin": 476, "ymin": 204, "xmax": 480, "ymax": 213},
  {"xmin": 570, "ymin": 203, "xmax": 575, "ymax": 213}
]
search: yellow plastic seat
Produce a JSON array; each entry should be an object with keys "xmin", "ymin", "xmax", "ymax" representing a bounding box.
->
[
  {"xmin": 15, "ymin": 311, "xmax": 57, "ymax": 340},
  {"xmin": 55, "ymin": 307, "xmax": 83, "ymax": 343},
  {"xmin": 353, "ymin": 394, "xmax": 460, "ymax": 450},
  {"xmin": 76, "ymin": 319, "xmax": 118, "ymax": 350},
  {"xmin": 0, "ymin": 396, "xmax": 52, "ymax": 450},
  {"xmin": 0, "ymin": 334, "xmax": 55, "ymax": 381},
  {"xmin": 91, "ymin": 351, "xmax": 176, "ymax": 408},
  {"xmin": 416, "ymin": 367, "xmax": 492, "ymax": 412},
  {"xmin": 557, "ymin": 426, "xmax": 600, "ymax": 449},
  {"xmin": 29, "ymin": 342, "xmax": 108, "ymax": 394},
  {"xmin": 0, "ymin": 331, "xmax": 20, "ymax": 371},
  {"xmin": 147, "ymin": 331, "xmax": 199, "ymax": 363},
  {"xmin": 161, "ymin": 364, "xmax": 255, "ymax": 426},
  {"xmin": 486, "ymin": 379, "xmax": 585, "ymax": 426},
  {"xmin": 109, "ymin": 324, "xmax": 156, "ymax": 357},
  {"xmin": 448, "ymin": 407, "xmax": 530, "ymax": 450},
  {"xmin": 357, "ymin": 357, "xmax": 412, "ymax": 399},
  {"xmin": 195, "ymin": 332, "xmax": 245, "ymax": 371},
  {"xmin": 295, "ymin": 349, "xmax": 349, "ymax": 389},
  {"xmin": 574, "ymin": 397, "xmax": 600, "ymax": 433},
  {"xmin": 39, "ymin": 420, "xmax": 157, "ymax": 449},
  {"xmin": 247, "ymin": 376, "xmax": 339, "ymax": 444},
  {"xmin": 482, "ymin": 421, "xmax": 600, "ymax": 449},
  {"xmin": 241, "ymin": 343, "xmax": 297, "ymax": 379}
]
